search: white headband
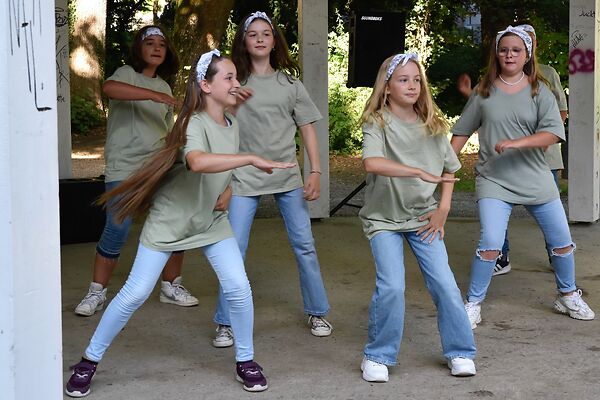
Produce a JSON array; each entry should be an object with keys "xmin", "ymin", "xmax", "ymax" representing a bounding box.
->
[
  {"xmin": 243, "ymin": 11, "xmax": 274, "ymax": 34},
  {"xmin": 196, "ymin": 49, "xmax": 220, "ymax": 81},
  {"xmin": 516, "ymin": 24, "xmax": 536, "ymax": 38},
  {"xmin": 385, "ymin": 52, "xmax": 419, "ymax": 81},
  {"xmin": 496, "ymin": 26, "xmax": 533, "ymax": 58},
  {"xmin": 141, "ymin": 27, "xmax": 165, "ymax": 41}
]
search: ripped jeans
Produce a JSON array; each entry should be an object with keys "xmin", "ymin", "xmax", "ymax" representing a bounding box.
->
[{"xmin": 467, "ymin": 198, "xmax": 577, "ymax": 303}]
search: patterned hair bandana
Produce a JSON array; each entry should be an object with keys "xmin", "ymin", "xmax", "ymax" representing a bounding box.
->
[
  {"xmin": 243, "ymin": 11, "xmax": 274, "ymax": 34},
  {"xmin": 196, "ymin": 49, "xmax": 221, "ymax": 81},
  {"xmin": 385, "ymin": 52, "xmax": 420, "ymax": 81},
  {"xmin": 496, "ymin": 25, "xmax": 533, "ymax": 58},
  {"xmin": 516, "ymin": 24, "xmax": 536, "ymax": 38},
  {"xmin": 141, "ymin": 27, "xmax": 165, "ymax": 41}
]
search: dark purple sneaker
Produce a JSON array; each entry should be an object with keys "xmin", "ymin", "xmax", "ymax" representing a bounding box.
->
[
  {"xmin": 65, "ymin": 358, "xmax": 98, "ymax": 397},
  {"xmin": 236, "ymin": 360, "xmax": 268, "ymax": 392}
]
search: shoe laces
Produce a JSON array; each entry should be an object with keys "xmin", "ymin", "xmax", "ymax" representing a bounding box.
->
[
  {"xmin": 567, "ymin": 289, "xmax": 592, "ymax": 311},
  {"xmin": 238, "ymin": 361, "xmax": 263, "ymax": 379},
  {"xmin": 81, "ymin": 290, "xmax": 103, "ymax": 304},
  {"xmin": 172, "ymin": 282, "xmax": 192, "ymax": 298},
  {"xmin": 309, "ymin": 316, "xmax": 330, "ymax": 329},
  {"xmin": 70, "ymin": 360, "xmax": 96, "ymax": 380},
  {"xmin": 216, "ymin": 325, "xmax": 233, "ymax": 339}
]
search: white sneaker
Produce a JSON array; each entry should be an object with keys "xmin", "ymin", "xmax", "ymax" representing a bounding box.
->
[
  {"xmin": 464, "ymin": 301, "xmax": 482, "ymax": 329},
  {"xmin": 159, "ymin": 276, "xmax": 199, "ymax": 307},
  {"xmin": 74, "ymin": 282, "xmax": 107, "ymax": 316},
  {"xmin": 553, "ymin": 289, "xmax": 595, "ymax": 320},
  {"xmin": 360, "ymin": 356, "xmax": 389, "ymax": 382},
  {"xmin": 448, "ymin": 357, "xmax": 476, "ymax": 376},
  {"xmin": 308, "ymin": 315, "xmax": 332, "ymax": 337},
  {"xmin": 212, "ymin": 325, "xmax": 234, "ymax": 348}
]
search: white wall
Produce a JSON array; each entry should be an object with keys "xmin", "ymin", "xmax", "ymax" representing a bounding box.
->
[
  {"xmin": 0, "ymin": 1, "xmax": 63, "ymax": 399},
  {"xmin": 568, "ymin": 0, "xmax": 600, "ymax": 222},
  {"xmin": 298, "ymin": 0, "xmax": 330, "ymax": 218}
]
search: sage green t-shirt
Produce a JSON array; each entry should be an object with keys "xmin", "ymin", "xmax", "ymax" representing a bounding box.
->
[
  {"xmin": 539, "ymin": 64, "xmax": 567, "ymax": 170},
  {"xmin": 452, "ymin": 83, "xmax": 565, "ymax": 205},
  {"xmin": 104, "ymin": 65, "xmax": 174, "ymax": 182},
  {"xmin": 231, "ymin": 71, "xmax": 322, "ymax": 196},
  {"xmin": 359, "ymin": 110, "xmax": 461, "ymax": 239},
  {"xmin": 140, "ymin": 112, "xmax": 238, "ymax": 252}
]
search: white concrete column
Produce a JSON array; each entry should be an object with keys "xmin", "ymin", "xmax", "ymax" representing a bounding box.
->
[
  {"xmin": 56, "ymin": 0, "xmax": 73, "ymax": 179},
  {"xmin": 568, "ymin": 0, "xmax": 599, "ymax": 222},
  {"xmin": 298, "ymin": 0, "xmax": 330, "ymax": 218},
  {"xmin": 0, "ymin": 1, "xmax": 63, "ymax": 399}
]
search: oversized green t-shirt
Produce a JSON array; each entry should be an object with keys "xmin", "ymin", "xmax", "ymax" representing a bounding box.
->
[
  {"xmin": 539, "ymin": 64, "xmax": 568, "ymax": 170},
  {"xmin": 104, "ymin": 65, "xmax": 174, "ymax": 182},
  {"xmin": 231, "ymin": 71, "xmax": 322, "ymax": 196},
  {"xmin": 140, "ymin": 112, "xmax": 238, "ymax": 251},
  {"xmin": 359, "ymin": 110, "xmax": 461, "ymax": 239},
  {"xmin": 452, "ymin": 83, "xmax": 565, "ymax": 205}
]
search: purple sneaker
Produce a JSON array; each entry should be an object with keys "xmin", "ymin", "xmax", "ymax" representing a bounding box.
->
[
  {"xmin": 65, "ymin": 358, "xmax": 98, "ymax": 398},
  {"xmin": 236, "ymin": 361, "xmax": 268, "ymax": 392}
]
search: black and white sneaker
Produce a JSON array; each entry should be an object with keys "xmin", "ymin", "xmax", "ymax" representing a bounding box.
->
[{"xmin": 492, "ymin": 255, "xmax": 511, "ymax": 276}]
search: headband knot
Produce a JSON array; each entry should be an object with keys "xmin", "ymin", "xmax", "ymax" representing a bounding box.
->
[
  {"xmin": 385, "ymin": 52, "xmax": 419, "ymax": 81},
  {"xmin": 243, "ymin": 11, "xmax": 274, "ymax": 34},
  {"xmin": 141, "ymin": 27, "xmax": 165, "ymax": 41},
  {"xmin": 496, "ymin": 25, "xmax": 533, "ymax": 58},
  {"xmin": 196, "ymin": 49, "xmax": 220, "ymax": 81}
]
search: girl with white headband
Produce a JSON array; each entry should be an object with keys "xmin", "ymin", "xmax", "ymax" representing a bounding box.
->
[
  {"xmin": 65, "ymin": 50, "xmax": 295, "ymax": 397},
  {"xmin": 451, "ymin": 26, "xmax": 594, "ymax": 329},
  {"xmin": 358, "ymin": 52, "xmax": 476, "ymax": 383},
  {"xmin": 74, "ymin": 25, "xmax": 199, "ymax": 317},
  {"xmin": 210, "ymin": 11, "xmax": 333, "ymax": 347}
]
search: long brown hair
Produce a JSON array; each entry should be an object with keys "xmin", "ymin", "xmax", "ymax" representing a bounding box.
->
[
  {"xmin": 231, "ymin": 12, "xmax": 299, "ymax": 84},
  {"xmin": 98, "ymin": 54, "xmax": 226, "ymax": 222},
  {"xmin": 477, "ymin": 32, "xmax": 542, "ymax": 98},
  {"xmin": 360, "ymin": 55, "xmax": 449, "ymax": 135}
]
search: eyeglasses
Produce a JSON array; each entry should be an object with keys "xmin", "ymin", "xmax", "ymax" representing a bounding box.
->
[{"xmin": 497, "ymin": 47, "xmax": 525, "ymax": 57}]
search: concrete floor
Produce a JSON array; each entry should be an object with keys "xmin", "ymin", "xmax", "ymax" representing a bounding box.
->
[{"xmin": 61, "ymin": 216, "xmax": 600, "ymax": 400}]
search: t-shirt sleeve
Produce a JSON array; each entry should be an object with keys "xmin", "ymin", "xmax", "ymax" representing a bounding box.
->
[
  {"xmin": 105, "ymin": 65, "xmax": 136, "ymax": 85},
  {"xmin": 292, "ymin": 79, "xmax": 323, "ymax": 126},
  {"xmin": 183, "ymin": 115, "xmax": 209, "ymax": 169},
  {"xmin": 442, "ymin": 136, "xmax": 461, "ymax": 173},
  {"xmin": 362, "ymin": 122, "xmax": 386, "ymax": 159},
  {"xmin": 451, "ymin": 90, "xmax": 481, "ymax": 136},
  {"xmin": 545, "ymin": 67, "xmax": 568, "ymax": 111},
  {"xmin": 536, "ymin": 84, "xmax": 566, "ymax": 142}
]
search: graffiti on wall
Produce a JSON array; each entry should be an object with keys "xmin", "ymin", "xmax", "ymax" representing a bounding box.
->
[
  {"xmin": 55, "ymin": 6, "xmax": 69, "ymax": 103},
  {"xmin": 9, "ymin": 0, "xmax": 52, "ymax": 111},
  {"xmin": 569, "ymin": 7, "xmax": 595, "ymax": 75}
]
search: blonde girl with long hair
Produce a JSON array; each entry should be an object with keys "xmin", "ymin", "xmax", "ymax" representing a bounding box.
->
[
  {"xmin": 65, "ymin": 50, "xmax": 295, "ymax": 398},
  {"xmin": 358, "ymin": 52, "xmax": 476, "ymax": 383},
  {"xmin": 451, "ymin": 26, "xmax": 595, "ymax": 329}
]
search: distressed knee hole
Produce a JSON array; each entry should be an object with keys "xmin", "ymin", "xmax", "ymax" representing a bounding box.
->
[
  {"xmin": 551, "ymin": 244, "xmax": 575, "ymax": 257},
  {"xmin": 476, "ymin": 249, "xmax": 500, "ymax": 262}
]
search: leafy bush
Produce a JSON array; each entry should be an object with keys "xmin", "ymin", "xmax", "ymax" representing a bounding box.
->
[
  {"xmin": 71, "ymin": 96, "xmax": 104, "ymax": 134},
  {"xmin": 328, "ymin": 15, "xmax": 370, "ymax": 155}
]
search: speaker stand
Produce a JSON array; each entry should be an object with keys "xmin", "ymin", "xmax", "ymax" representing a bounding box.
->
[{"xmin": 330, "ymin": 180, "xmax": 366, "ymax": 216}]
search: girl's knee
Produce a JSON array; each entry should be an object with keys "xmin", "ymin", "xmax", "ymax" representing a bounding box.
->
[
  {"xmin": 476, "ymin": 248, "xmax": 500, "ymax": 262},
  {"xmin": 551, "ymin": 243, "xmax": 575, "ymax": 257}
]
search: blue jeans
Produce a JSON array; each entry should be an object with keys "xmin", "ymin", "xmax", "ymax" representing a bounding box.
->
[
  {"xmin": 364, "ymin": 231, "xmax": 476, "ymax": 365},
  {"xmin": 214, "ymin": 188, "xmax": 329, "ymax": 325},
  {"xmin": 86, "ymin": 238, "xmax": 254, "ymax": 362},
  {"xmin": 467, "ymin": 198, "xmax": 577, "ymax": 303},
  {"xmin": 96, "ymin": 181, "xmax": 133, "ymax": 258}
]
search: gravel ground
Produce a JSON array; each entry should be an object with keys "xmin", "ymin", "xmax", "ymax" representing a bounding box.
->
[{"xmin": 70, "ymin": 131, "xmax": 567, "ymax": 219}]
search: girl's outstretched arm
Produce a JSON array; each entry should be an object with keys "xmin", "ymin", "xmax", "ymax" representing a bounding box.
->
[
  {"xmin": 186, "ymin": 151, "xmax": 295, "ymax": 174},
  {"xmin": 417, "ymin": 172, "xmax": 455, "ymax": 242},
  {"xmin": 299, "ymin": 123, "xmax": 321, "ymax": 201},
  {"xmin": 103, "ymin": 80, "xmax": 177, "ymax": 106},
  {"xmin": 495, "ymin": 131, "xmax": 560, "ymax": 154},
  {"xmin": 363, "ymin": 157, "xmax": 459, "ymax": 184}
]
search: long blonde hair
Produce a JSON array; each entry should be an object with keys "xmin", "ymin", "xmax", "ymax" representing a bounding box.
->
[
  {"xmin": 98, "ymin": 54, "xmax": 227, "ymax": 222},
  {"xmin": 477, "ymin": 32, "xmax": 543, "ymax": 98},
  {"xmin": 360, "ymin": 55, "xmax": 449, "ymax": 135}
]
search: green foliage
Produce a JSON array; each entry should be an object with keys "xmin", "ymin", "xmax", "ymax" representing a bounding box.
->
[
  {"xmin": 328, "ymin": 14, "xmax": 370, "ymax": 155},
  {"xmin": 70, "ymin": 96, "xmax": 105, "ymax": 134}
]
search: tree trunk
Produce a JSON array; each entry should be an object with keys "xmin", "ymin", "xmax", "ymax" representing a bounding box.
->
[
  {"xmin": 69, "ymin": 0, "xmax": 107, "ymax": 107},
  {"xmin": 172, "ymin": 0, "xmax": 235, "ymax": 97}
]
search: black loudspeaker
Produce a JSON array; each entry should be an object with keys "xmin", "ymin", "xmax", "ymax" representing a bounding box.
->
[
  {"xmin": 59, "ymin": 177, "xmax": 106, "ymax": 244},
  {"xmin": 347, "ymin": 12, "xmax": 406, "ymax": 88}
]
